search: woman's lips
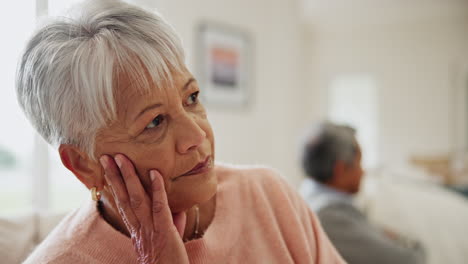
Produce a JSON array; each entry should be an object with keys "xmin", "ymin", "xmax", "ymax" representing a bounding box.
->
[{"xmin": 177, "ymin": 156, "xmax": 212, "ymax": 179}]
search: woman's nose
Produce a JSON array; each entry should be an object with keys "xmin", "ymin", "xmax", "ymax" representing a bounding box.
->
[{"xmin": 175, "ymin": 115, "xmax": 206, "ymax": 154}]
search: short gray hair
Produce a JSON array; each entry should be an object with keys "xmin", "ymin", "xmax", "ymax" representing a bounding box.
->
[
  {"xmin": 301, "ymin": 122, "xmax": 357, "ymax": 182},
  {"xmin": 16, "ymin": 0, "xmax": 185, "ymax": 159}
]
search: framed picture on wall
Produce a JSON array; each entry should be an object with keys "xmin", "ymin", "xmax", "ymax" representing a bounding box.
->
[{"xmin": 195, "ymin": 22, "xmax": 252, "ymax": 107}]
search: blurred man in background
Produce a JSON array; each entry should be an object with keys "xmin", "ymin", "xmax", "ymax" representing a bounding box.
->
[{"xmin": 299, "ymin": 121, "xmax": 425, "ymax": 264}]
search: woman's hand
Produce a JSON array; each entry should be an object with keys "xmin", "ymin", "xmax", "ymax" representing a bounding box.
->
[{"xmin": 100, "ymin": 154, "xmax": 189, "ymax": 264}]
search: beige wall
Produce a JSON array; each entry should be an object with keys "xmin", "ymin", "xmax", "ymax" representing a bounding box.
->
[
  {"xmin": 306, "ymin": 17, "xmax": 468, "ymax": 167},
  {"xmin": 133, "ymin": 0, "xmax": 310, "ymax": 185},
  {"xmin": 131, "ymin": 0, "xmax": 468, "ymax": 182}
]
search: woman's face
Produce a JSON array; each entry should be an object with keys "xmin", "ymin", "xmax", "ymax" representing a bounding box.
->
[{"xmin": 94, "ymin": 68, "xmax": 217, "ymax": 213}]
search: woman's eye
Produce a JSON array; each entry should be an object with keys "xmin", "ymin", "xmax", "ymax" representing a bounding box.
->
[
  {"xmin": 186, "ymin": 91, "xmax": 199, "ymax": 106},
  {"xmin": 145, "ymin": 115, "xmax": 164, "ymax": 129}
]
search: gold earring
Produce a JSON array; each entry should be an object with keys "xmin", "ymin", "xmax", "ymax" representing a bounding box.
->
[{"xmin": 91, "ymin": 187, "xmax": 101, "ymax": 201}]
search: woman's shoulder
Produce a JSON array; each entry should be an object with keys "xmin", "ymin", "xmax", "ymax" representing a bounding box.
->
[
  {"xmin": 214, "ymin": 162, "xmax": 298, "ymax": 203},
  {"xmin": 24, "ymin": 248, "xmax": 84, "ymax": 264},
  {"xmin": 214, "ymin": 162, "xmax": 287, "ymax": 186},
  {"xmin": 23, "ymin": 201, "xmax": 138, "ymax": 264},
  {"xmin": 23, "ymin": 208, "xmax": 85, "ymax": 264}
]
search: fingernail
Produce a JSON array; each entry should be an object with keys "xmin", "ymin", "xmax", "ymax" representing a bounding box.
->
[
  {"xmin": 115, "ymin": 155, "xmax": 122, "ymax": 168},
  {"xmin": 150, "ymin": 170, "xmax": 156, "ymax": 182},
  {"xmin": 99, "ymin": 156, "xmax": 108, "ymax": 169}
]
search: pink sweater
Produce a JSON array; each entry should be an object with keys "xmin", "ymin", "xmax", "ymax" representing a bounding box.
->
[{"xmin": 24, "ymin": 165, "xmax": 345, "ymax": 263}]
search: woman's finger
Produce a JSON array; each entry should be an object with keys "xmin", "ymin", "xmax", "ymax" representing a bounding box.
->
[
  {"xmin": 100, "ymin": 155, "xmax": 140, "ymax": 230},
  {"xmin": 172, "ymin": 212, "xmax": 187, "ymax": 239},
  {"xmin": 114, "ymin": 154, "xmax": 152, "ymax": 225},
  {"xmin": 149, "ymin": 170, "xmax": 175, "ymax": 231}
]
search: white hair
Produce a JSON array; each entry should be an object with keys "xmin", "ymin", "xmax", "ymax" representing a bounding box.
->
[{"xmin": 16, "ymin": 0, "xmax": 185, "ymax": 159}]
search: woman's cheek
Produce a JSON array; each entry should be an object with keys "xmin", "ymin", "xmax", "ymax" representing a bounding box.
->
[
  {"xmin": 201, "ymin": 118, "xmax": 214, "ymax": 140},
  {"xmin": 131, "ymin": 149, "xmax": 174, "ymax": 193}
]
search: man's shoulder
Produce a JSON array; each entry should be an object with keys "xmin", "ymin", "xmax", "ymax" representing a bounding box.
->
[
  {"xmin": 319, "ymin": 201, "xmax": 362, "ymax": 215},
  {"xmin": 318, "ymin": 202, "xmax": 426, "ymax": 264},
  {"xmin": 316, "ymin": 202, "xmax": 367, "ymax": 228}
]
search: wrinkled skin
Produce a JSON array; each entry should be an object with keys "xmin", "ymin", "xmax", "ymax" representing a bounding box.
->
[
  {"xmin": 60, "ymin": 68, "xmax": 218, "ymax": 264},
  {"xmin": 100, "ymin": 154, "xmax": 189, "ymax": 264},
  {"xmin": 94, "ymin": 68, "xmax": 217, "ymax": 263}
]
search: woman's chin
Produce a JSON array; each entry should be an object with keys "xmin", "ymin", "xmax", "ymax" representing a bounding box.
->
[{"xmin": 167, "ymin": 169, "xmax": 218, "ymax": 213}]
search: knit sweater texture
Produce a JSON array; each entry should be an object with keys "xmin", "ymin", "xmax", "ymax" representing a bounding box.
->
[{"xmin": 24, "ymin": 165, "xmax": 345, "ymax": 264}]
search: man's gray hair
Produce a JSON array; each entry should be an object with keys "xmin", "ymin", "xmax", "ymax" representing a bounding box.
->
[
  {"xmin": 16, "ymin": 0, "xmax": 185, "ymax": 159},
  {"xmin": 301, "ymin": 122, "xmax": 357, "ymax": 183}
]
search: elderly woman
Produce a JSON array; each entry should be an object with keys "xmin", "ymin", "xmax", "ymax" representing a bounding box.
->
[{"xmin": 17, "ymin": 1, "xmax": 344, "ymax": 263}]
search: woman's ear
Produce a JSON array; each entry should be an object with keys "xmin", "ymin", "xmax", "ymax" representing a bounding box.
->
[{"xmin": 58, "ymin": 144, "xmax": 103, "ymax": 190}]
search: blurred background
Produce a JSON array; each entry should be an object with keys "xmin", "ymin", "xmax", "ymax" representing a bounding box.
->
[{"xmin": 1, "ymin": 0, "xmax": 468, "ymax": 263}]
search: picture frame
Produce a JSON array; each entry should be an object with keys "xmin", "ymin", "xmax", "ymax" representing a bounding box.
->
[{"xmin": 195, "ymin": 22, "xmax": 252, "ymax": 107}]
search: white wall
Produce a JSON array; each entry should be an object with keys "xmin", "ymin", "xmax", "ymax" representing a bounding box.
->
[
  {"xmin": 130, "ymin": 0, "xmax": 468, "ymax": 182},
  {"xmin": 133, "ymin": 0, "xmax": 309, "ymax": 185},
  {"xmin": 306, "ymin": 17, "xmax": 468, "ymax": 167}
]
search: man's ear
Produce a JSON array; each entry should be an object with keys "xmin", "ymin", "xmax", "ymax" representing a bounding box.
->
[
  {"xmin": 330, "ymin": 160, "xmax": 346, "ymax": 186},
  {"xmin": 334, "ymin": 160, "xmax": 346, "ymax": 177},
  {"xmin": 58, "ymin": 144, "xmax": 103, "ymax": 190}
]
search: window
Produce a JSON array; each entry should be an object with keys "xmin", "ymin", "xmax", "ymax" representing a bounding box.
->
[
  {"xmin": 0, "ymin": 0, "xmax": 88, "ymax": 216},
  {"xmin": 48, "ymin": 0, "xmax": 82, "ymax": 16},
  {"xmin": 0, "ymin": 0, "xmax": 36, "ymax": 215},
  {"xmin": 328, "ymin": 74, "xmax": 379, "ymax": 169}
]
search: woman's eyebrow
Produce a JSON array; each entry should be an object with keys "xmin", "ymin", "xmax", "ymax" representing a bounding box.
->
[
  {"xmin": 133, "ymin": 103, "xmax": 163, "ymax": 122},
  {"xmin": 131, "ymin": 78, "xmax": 196, "ymax": 123},
  {"xmin": 183, "ymin": 78, "xmax": 196, "ymax": 90}
]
